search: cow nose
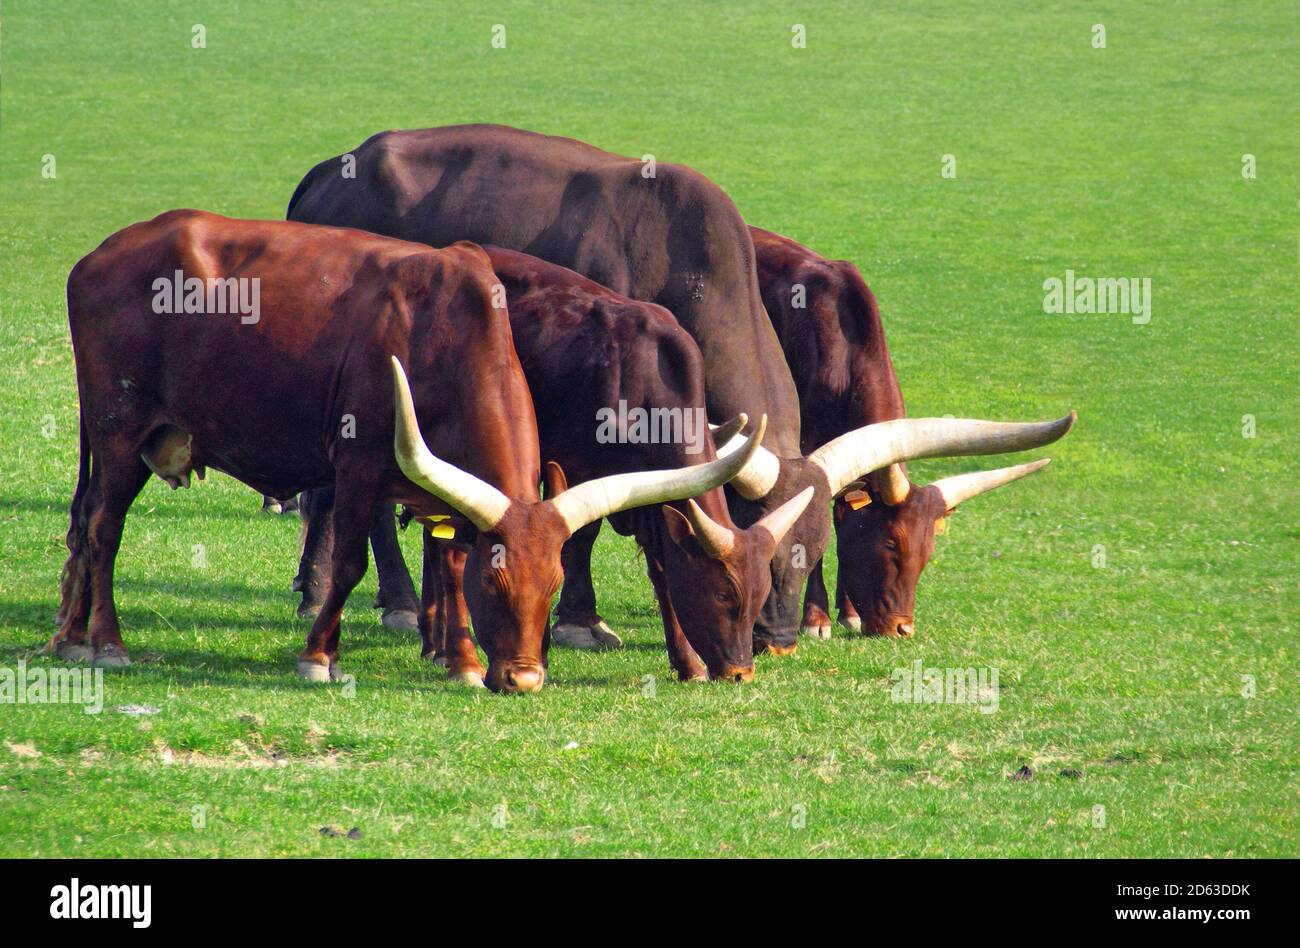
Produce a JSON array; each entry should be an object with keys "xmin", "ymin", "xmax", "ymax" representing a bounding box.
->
[
  {"xmin": 714, "ymin": 665, "xmax": 754, "ymax": 684},
  {"xmin": 488, "ymin": 664, "xmax": 546, "ymax": 694},
  {"xmin": 895, "ymin": 621, "xmax": 915, "ymax": 638}
]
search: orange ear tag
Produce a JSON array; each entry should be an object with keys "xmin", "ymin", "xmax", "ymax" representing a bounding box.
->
[
  {"xmin": 844, "ymin": 490, "xmax": 871, "ymax": 511},
  {"xmin": 933, "ymin": 517, "xmax": 948, "ymax": 535}
]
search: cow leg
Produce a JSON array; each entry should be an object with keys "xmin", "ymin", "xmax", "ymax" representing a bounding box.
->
[
  {"xmin": 369, "ymin": 503, "xmax": 419, "ymax": 630},
  {"xmin": 799, "ymin": 557, "xmax": 834, "ymax": 640},
  {"xmin": 553, "ymin": 519, "xmax": 622, "ymax": 650},
  {"xmin": 834, "ymin": 561, "xmax": 862, "ymax": 632},
  {"xmin": 294, "ymin": 486, "xmax": 334, "ymax": 618},
  {"xmin": 51, "ymin": 424, "xmax": 106, "ymax": 662},
  {"xmin": 435, "ymin": 543, "xmax": 486, "ymax": 687},
  {"xmin": 417, "ymin": 529, "xmax": 443, "ymax": 660},
  {"xmin": 79, "ymin": 442, "xmax": 151, "ymax": 667},
  {"xmin": 297, "ymin": 485, "xmax": 373, "ymax": 681},
  {"xmin": 644, "ymin": 554, "xmax": 707, "ymax": 682}
]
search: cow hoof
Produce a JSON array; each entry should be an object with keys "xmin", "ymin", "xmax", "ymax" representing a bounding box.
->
[
  {"xmin": 53, "ymin": 641, "xmax": 94, "ymax": 663},
  {"xmin": 837, "ymin": 614, "xmax": 862, "ymax": 632},
  {"xmin": 800, "ymin": 624, "xmax": 832, "ymax": 641},
  {"xmin": 264, "ymin": 501, "xmax": 284, "ymax": 514},
  {"xmin": 297, "ymin": 603, "xmax": 322, "ymax": 620},
  {"xmin": 297, "ymin": 659, "xmax": 332, "ymax": 682},
  {"xmin": 92, "ymin": 645, "xmax": 131, "ymax": 668},
  {"xmin": 381, "ymin": 608, "xmax": 419, "ymax": 631},
  {"xmin": 552, "ymin": 621, "xmax": 623, "ymax": 651},
  {"xmin": 449, "ymin": 670, "xmax": 486, "ymax": 689}
]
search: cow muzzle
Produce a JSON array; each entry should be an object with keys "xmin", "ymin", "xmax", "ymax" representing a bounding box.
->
[
  {"xmin": 877, "ymin": 616, "xmax": 915, "ymax": 639},
  {"xmin": 486, "ymin": 662, "xmax": 546, "ymax": 694},
  {"xmin": 712, "ymin": 665, "xmax": 754, "ymax": 684}
]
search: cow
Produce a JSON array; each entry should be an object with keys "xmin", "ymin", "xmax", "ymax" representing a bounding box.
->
[
  {"xmin": 285, "ymin": 124, "xmax": 1075, "ymax": 654},
  {"xmin": 52, "ymin": 209, "xmax": 762, "ymax": 692},
  {"xmin": 749, "ymin": 225, "xmax": 1069, "ymax": 639}
]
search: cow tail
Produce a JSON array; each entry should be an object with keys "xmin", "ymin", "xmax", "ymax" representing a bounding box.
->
[{"xmin": 56, "ymin": 416, "xmax": 93, "ymax": 631}]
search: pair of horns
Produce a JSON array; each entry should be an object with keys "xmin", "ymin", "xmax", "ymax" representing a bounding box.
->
[
  {"xmin": 675, "ymin": 486, "xmax": 816, "ymax": 559},
  {"xmin": 391, "ymin": 358, "xmax": 766, "ymax": 535},
  {"xmin": 717, "ymin": 412, "xmax": 1076, "ymax": 505}
]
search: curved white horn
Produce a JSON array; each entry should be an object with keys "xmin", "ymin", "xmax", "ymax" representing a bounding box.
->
[
  {"xmin": 548, "ymin": 416, "xmax": 769, "ymax": 535},
  {"xmin": 391, "ymin": 357, "xmax": 512, "ymax": 532},
  {"xmin": 683, "ymin": 499, "xmax": 734, "ymax": 558},
  {"xmin": 808, "ymin": 412, "xmax": 1076, "ymax": 496},
  {"xmin": 933, "ymin": 458, "xmax": 1051, "ymax": 511},
  {"xmin": 753, "ymin": 485, "xmax": 816, "ymax": 546},
  {"xmin": 875, "ymin": 463, "xmax": 911, "ymax": 505},
  {"xmin": 714, "ymin": 420, "xmax": 783, "ymax": 500}
]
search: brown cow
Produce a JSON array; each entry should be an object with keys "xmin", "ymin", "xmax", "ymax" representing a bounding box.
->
[
  {"xmin": 750, "ymin": 226, "xmax": 1069, "ymax": 638},
  {"xmin": 53, "ymin": 210, "xmax": 761, "ymax": 692}
]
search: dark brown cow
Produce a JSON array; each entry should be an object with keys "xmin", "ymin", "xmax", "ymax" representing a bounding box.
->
[
  {"xmin": 491, "ymin": 246, "xmax": 812, "ymax": 679},
  {"xmin": 750, "ymin": 226, "xmax": 1069, "ymax": 638},
  {"xmin": 53, "ymin": 209, "xmax": 760, "ymax": 692},
  {"xmin": 286, "ymin": 124, "xmax": 1073, "ymax": 654}
]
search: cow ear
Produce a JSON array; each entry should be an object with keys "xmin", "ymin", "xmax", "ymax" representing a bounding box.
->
[
  {"xmin": 661, "ymin": 505, "xmax": 696, "ymax": 548},
  {"xmin": 543, "ymin": 461, "xmax": 569, "ymax": 499},
  {"xmin": 421, "ymin": 514, "xmax": 475, "ymax": 543}
]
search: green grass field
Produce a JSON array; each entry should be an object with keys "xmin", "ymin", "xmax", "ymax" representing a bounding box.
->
[{"xmin": 1, "ymin": 1, "xmax": 1295, "ymax": 857}]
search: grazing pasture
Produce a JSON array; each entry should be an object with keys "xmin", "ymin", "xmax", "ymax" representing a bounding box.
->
[{"xmin": 0, "ymin": 1, "xmax": 1294, "ymax": 856}]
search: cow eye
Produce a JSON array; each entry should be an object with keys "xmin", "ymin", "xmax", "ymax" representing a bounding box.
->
[
  {"xmin": 884, "ymin": 538, "xmax": 898, "ymax": 551},
  {"xmin": 714, "ymin": 591, "xmax": 730, "ymax": 604}
]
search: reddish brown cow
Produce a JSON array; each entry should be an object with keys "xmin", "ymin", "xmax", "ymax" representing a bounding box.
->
[
  {"xmin": 53, "ymin": 210, "xmax": 760, "ymax": 692},
  {"xmin": 750, "ymin": 226, "xmax": 1071, "ymax": 638}
]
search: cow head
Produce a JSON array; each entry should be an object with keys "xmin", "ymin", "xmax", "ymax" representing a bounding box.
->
[
  {"xmin": 659, "ymin": 485, "xmax": 815, "ymax": 680},
  {"xmin": 722, "ymin": 412, "xmax": 1076, "ymax": 643},
  {"xmin": 830, "ymin": 459, "xmax": 1049, "ymax": 636},
  {"xmin": 391, "ymin": 358, "xmax": 765, "ymax": 693}
]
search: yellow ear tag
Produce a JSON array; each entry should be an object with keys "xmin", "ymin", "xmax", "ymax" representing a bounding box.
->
[
  {"xmin": 430, "ymin": 523, "xmax": 457, "ymax": 540},
  {"xmin": 933, "ymin": 517, "xmax": 947, "ymax": 535},
  {"xmin": 845, "ymin": 489, "xmax": 871, "ymax": 510}
]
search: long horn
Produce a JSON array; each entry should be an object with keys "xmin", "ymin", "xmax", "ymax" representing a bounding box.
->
[
  {"xmin": 548, "ymin": 416, "xmax": 768, "ymax": 535},
  {"xmin": 391, "ymin": 357, "xmax": 512, "ymax": 532},
  {"xmin": 683, "ymin": 499, "xmax": 734, "ymax": 558},
  {"xmin": 808, "ymin": 412, "xmax": 1076, "ymax": 496},
  {"xmin": 714, "ymin": 421, "xmax": 783, "ymax": 500},
  {"xmin": 933, "ymin": 458, "xmax": 1051, "ymax": 511},
  {"xmin": 875, "ymin": 464, "xmax": 911, "ymax": 505},
  {"xmin": 753, "ymin": 485, "xmax": 816, "ymax": 545}
]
